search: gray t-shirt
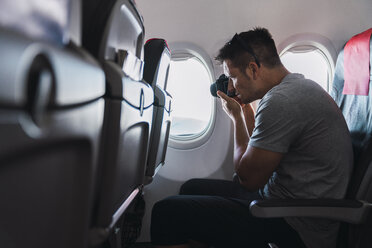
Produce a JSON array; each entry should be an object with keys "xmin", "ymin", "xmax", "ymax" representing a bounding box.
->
[{"xmin": 249, "ymin": 73, "xmax": 353, "ymax": 248}]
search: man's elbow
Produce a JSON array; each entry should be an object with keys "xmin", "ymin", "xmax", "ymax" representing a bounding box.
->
[{"xmin": 237, "ymin": 175, "xmax": 266, "ymax": 192}]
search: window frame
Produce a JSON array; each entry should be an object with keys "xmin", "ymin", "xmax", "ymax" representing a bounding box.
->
[
  {"xmin": 278, "ymin": 33, "xmax": 337, "ymax": 92},
  {"xmin": 167, "ymin": 42, "xmax": 217, "ymax": 150}
]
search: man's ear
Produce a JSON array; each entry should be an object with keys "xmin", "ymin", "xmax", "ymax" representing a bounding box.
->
[{"xmin": 246, "ymin": 62, "xmax": 260, "ymax": 80}]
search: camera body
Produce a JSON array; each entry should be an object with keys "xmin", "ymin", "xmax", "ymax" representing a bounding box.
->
[{"xmin": 210, "ymin": 74, "xmax": 236, "ymax": 97}]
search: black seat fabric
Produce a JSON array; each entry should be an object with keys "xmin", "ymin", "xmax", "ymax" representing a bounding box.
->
[
  {"xmin": 0, "ymin": 1, "xmax": 105, "ymax": 247},
  {"xmin": 249, "ymin": 29, "xmax": 372, "ymax": 248},
  {"xmin": 143, "ymin": 39, "xmax": 172, "ymax": 183},
  {"xmin": 82, "ymin": 0, "xmax": 153, "ymax": 244},
  {"xmin": 144, "ymin": 39, "xmax": 171, "ymax": 90}
]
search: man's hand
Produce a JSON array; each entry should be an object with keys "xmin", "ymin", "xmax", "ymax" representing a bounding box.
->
[
  {"xmin": 227, "ymin": 77, "xmax": 243, "ymax": 105},
  {"xmin": 217, "ymin": 90, "xmax": 242, "ymax": 121}
]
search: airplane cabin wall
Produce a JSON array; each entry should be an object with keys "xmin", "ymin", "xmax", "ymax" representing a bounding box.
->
[{"xmin": 135, "ymin": 0, "xmax": 372, "ymax": 242}]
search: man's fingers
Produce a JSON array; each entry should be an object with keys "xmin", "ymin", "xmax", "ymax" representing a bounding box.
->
[
  {"xmin": 233, "ymin": 96, "xmax": 243, "ymax": 105},
  {"xmin": 217, "ymin": 90, "xmax": 229, "ymax": 101}
]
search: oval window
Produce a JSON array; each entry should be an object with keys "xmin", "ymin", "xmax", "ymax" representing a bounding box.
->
[
  {"xmin": 167, "ymin": 55, "xmax": 214, "ymax": 141},
  {"xmin": 280, "ymin": 46, "xmax": 333, "ymax": 92}
]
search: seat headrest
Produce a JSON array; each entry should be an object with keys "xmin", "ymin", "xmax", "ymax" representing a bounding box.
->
[
  {"xmin": 0, "ymin": 0, "xmax": 73, "ymax": 45},
  {"xmin": 343, "ymin": 28, "xmax": 372, "ymax": 95},
  {"xmin": 143, "ymin": 39, "xmax": 171, "ymax": 90},
  {"xmin": 331, "ymin": 28, "xmax": 372, "ymax": 160},
  {"xmin": 82, "ymin": 0, "xmax": 144, "ymax": 60}
]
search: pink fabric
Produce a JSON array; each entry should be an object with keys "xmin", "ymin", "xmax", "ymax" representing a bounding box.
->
[{"xmin": 343, "ymin": 28, "xmax": 372, "ymax": 95}]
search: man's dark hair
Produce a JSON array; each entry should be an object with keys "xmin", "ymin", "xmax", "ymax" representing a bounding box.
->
[{"xmin": 215, "ymin": 27, "xmax": 281, "ymax": 71}]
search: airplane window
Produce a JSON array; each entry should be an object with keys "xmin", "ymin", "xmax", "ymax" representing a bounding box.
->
[
  {"xmin": 280, "ymin": 47, "xmax": 332, "ymax": 92},
  {"xmin": 167, "ymin": 56, "xmax": 214, "ymax": 140}
]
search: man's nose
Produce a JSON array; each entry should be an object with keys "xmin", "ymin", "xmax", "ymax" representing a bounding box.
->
[{"xmin": 228, "ymin": 78, "xmax": 235, "ymax": 91}]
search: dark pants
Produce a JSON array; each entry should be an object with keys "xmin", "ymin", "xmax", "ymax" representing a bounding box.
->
[{"xmin": 151, "ymin": 179, "xmax": 306, "ymax": 248}]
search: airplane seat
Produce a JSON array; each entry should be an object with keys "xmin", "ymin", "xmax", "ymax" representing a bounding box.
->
[
  {"xmin": 82, "ymin": 0, "xmax": 154, "ymax": 246},
  {"xmin": 330, "ymin": 28, "xmax": 372, "ymax": 248},
  {"xmin": 249, "ymin": 28, "xmax": 372, "ymax": 248},
  {"xmin": 0, "ymin": 1, "xmax": 105, "ymax": 248},
  {"xmin": 143, "ymin": 38, "xmax": 172, "ymax": 184}
]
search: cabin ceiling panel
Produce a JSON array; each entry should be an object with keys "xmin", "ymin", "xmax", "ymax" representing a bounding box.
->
[{"xmin": 137, "ymin": 0, "xmax": 372, "ymax": 64}]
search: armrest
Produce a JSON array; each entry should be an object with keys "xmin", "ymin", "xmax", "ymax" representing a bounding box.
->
[{"xmin": 249, "ymin": 199, "xmax": 372, "ymax": 224}]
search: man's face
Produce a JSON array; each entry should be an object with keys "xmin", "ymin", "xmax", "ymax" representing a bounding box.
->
[{"xmin": 223, "ymin": 59, "xmax": 258, "ymax": 104}]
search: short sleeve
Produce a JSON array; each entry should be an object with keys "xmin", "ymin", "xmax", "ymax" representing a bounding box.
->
[{"xmin": 249, "ymin": 93, "xmax": 303, "ymax": 153}]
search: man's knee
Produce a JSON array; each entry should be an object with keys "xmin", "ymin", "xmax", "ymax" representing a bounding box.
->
[
  {"xmin": 152, "ymin": 196, "xmax": 177, "ymax": 222},
  {"xmin": 151, "ymin": 196, "xmax": 192, "ymax": 245},
  {"xmin": 179, "ymin": 178, "xmax": 202, "ymax": 195},
  {"xmin": 152, "ymin": 196, "xmax": 190, "ymax": 226}
]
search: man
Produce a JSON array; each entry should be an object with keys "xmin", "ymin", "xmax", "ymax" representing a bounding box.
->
[{"xmin": 151, "ymin": 27, "xmax": 353, "ymax": 248}]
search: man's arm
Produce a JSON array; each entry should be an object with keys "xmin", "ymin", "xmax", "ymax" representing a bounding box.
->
[
  {"xmin": 241, "ymin": 103, "xmax": 255, "ymax": 137},
  {"xmin": 217, "ymin": 91, "xmax": 282, "ymax": 191},
  {"xmin": 237, "ymin": 146, "xmax": 282, "ymax": 191}
]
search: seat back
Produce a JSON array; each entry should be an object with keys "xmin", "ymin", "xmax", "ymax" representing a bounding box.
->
[
  {"xmin": 331, "ymin": 28, "xmax": 372, "ymax": 248},
  {"xmin": 143, "ymin": 38, "xmax": 172, "ymax": 183},
  {"xmin": 82, "ymin": 0, "xmax": 154, "ymax": 238},
  {"xmin": 0, "ymin": 1, "xmax": 105, "ymax": 247}
]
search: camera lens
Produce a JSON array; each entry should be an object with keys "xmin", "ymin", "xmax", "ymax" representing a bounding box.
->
[{"xmin": 210, "ymin": 74, "xmax": 235, "ymax": 98}]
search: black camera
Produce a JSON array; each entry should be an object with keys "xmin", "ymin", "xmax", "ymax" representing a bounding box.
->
[{"xmin": 210, "ymin": 74, "xmax": 236, "ymax": 97}]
